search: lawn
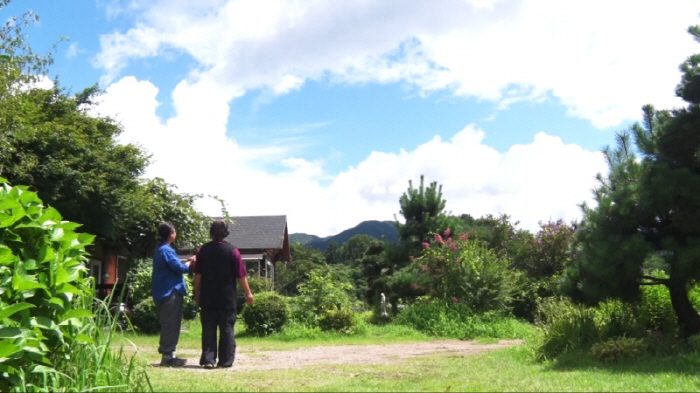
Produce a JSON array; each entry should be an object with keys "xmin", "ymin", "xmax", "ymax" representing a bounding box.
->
[{"xmin": 119, "ymin": 320, "xmax": 700, "ymax": 392}]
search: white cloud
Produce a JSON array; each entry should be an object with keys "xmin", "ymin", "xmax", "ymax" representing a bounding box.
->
[
  {"xmin": 94, "ymin": 0, "xmax": 699, "ymax": 128},
  {"xmin": 92, "ymin": 78, "xmax": 607, "ymax": 236}
]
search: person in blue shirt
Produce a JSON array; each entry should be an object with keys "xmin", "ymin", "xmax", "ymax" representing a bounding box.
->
[{"xmin": 152, "ymin": 222, "xmax": 194, "ymax": 367}]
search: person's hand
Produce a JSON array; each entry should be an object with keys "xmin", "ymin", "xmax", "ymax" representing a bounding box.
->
[
  {"xmin": 188, "ymin": 255, "xmax": 196, "ymax": 263},
  {"xmin": 246, "ymin": 293, "xmax": 254, "ymax": 305}
]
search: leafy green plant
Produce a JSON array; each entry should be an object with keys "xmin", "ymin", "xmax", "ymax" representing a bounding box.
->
[
  {"xmin": 241, "ymin": 291, "xmax": 289, "ymax": 336},
  {"xmin": 246, "ymin": 275, "xmax": 273, "ymax": 293},
  {"xmin": 0, "ymin": 177, "xmax": 149, "ymax": 391},
  {"xmin": 589, "ymin": 337, "xmax": 649, "ymax": 362},
  {"xmin": 292, "ymin": 268, "xmax": 355, "ymax": 326},
  {"xmin": 319, "ymin": 309, "xmax": 356, "ymax": 334},
  {"xmin": 409, "ymin": 231, "xmax": 518, "ymax": 314},
  {"xmin": 395, "ymin": 299, "xmax": 533, "ymax": 339}
]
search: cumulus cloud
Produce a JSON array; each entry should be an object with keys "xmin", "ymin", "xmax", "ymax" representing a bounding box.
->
[
  {"xmin": 94, "ymin": 0, "xmax": 699, "ymax": 128},
  {"xmin": 92, "ymin": 77, "xmax": 608, "ymax": 236}
]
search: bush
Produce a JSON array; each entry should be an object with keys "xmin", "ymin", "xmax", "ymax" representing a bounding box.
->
[
  {"xmin": 246, "ymin": 275, "xmax": 274, "ymax": 293},
  {"xmin": 535, "ymin": 297, "xmax": 601, "ymax": 360},
  {"xmin": 395, "ymin": 299, "xmax": 533, "ymax": 339},
  {"xmin": 410, "ymin": 233, "xmax": 518, "ymax": 314},
  {"xmin": 291, "ymin": 268, "xmax": 356, "ymax": 326},
  {"xmin": 0, "ymin": 179, "xmax": 148, "ymax": 391},
  {"xmin": 639, "ymin": 272, "xmax": 678, "ymax": 335},
  {"xmin": 319, "ymin": 308, "xmax": 356, "ymax": 334},
  {"xmin": 129, "ymin": 297, "xmax": 160, "ymax": 335},
  {"xmin": 242, "ymin": 291, "xmax": 289, "ymax": 336},
  {"xmin": 589, "ymin": 337, "xmax": 649, "ymax": 362}
]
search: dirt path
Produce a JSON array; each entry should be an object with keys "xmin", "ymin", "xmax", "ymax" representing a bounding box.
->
[{"xmin": 153, "ymin": 340, "xmax": 522, "ymax": 372}]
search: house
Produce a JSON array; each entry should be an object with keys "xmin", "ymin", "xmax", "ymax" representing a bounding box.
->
[{"xmin": 93, "ymin": 215, "xmax": 290, "ymax": 299}]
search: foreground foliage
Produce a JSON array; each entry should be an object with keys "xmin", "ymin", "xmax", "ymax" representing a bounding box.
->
[{"xmin": 0, "ymin": 178, "xmax": 149, "ymax": 391}]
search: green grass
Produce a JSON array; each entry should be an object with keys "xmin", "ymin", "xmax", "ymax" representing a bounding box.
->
[
  {"xmin": 123, "ymin": 319, "xmax": 700, "ymax": 392},
  {"xmin": 143, "ymin": 344, "xmax": 700, "ymax": 392}
]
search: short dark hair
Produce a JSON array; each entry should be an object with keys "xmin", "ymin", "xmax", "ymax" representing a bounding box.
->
[
  {"xmin": 210, "ymin": 220, "xmax": 230, "ymax": 241},
  {"xmin": 157, "ymin": 222, "xmax": 176, "ymax": 242}
]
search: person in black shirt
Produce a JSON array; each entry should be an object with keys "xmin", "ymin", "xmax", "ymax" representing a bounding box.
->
[{"xmin": 193, "ymin": 220, "xmax": 253, "ymax": 368}]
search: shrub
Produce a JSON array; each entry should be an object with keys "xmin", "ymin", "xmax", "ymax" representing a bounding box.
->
[
  {"xmin": 410, "ymin": 233, "xmax": 518, "ymax": 314},
  {"xmin": 319, "ymin": 308, "xmax": 356, "ymax": 334},
  {"xmin": 589, "ymin": 337, "xmax": 649, "ymax": 362},
  {"xmin": 246, "ymin": 275, "xmax": 273, "ymax": 293},
  {"xmin": 639, "ymin": 272, "xmax": 678, "ymax": 335},
  {"xmin": 0, "ymin": 179, "xmax": 148, "ymax": 391},
  {"xmin": 129, "ymin": 297, "xmax": 160, "ymax": 334},
  {"xmin": 241, "ymin": 291, "xmax": 289, "ymax": 336},
  {"xmin": 291, "ymin": 268, "xmax": 356, "ymax": 326},
  {"xmin": 535, "ymin": 297, "xmax": 600, "ymax": 360},
  {"xmin": 395, "ymin": 299, "xmax": 533, "ymax": 339}
]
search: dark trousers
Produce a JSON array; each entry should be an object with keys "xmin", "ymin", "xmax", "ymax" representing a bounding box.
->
[
  {"xmin": 200, "ymin": 308, "xmax": 237, "ymax": 367},
  {"xmin": 157, "ymin": 291, "xmax": 183, "ymax": 356}
]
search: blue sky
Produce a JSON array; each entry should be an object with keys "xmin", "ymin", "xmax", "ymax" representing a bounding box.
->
[{"xmin": 5, "ymin": 0, "xmax": 700, "ymax": 236}]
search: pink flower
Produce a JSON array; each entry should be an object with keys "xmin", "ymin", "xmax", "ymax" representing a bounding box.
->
[
  {"xmin": 434, "ymin": 234, "xmax": 444, "ymax": 244},
  {"xmin": 411, "ymin": 283, "xmax": 418, "ymax": 289},
  {"xmin": 421, "ymin": 264, "xmax": 428, "ymax": 272},
  {"xmin": 449, "ymin": 243, "xmax": 457, "ymax": 251},
  {"xmin": 536, "ymin": 239, "xmax": 543, "ymax": 245},
  {"xmin": 443, "ymin": 228, "xmax": 451, "ymax": 237},
  {"xmin": 452, "ymin": 297, "xmax": 458, "ymax": 303},
  {"xmin": 422, "ymin": 242, "xmax": 430, "ymax": 249},
  {"xmin": 459, "ymin": 233, "xmax": 469, "ymax": 241}
]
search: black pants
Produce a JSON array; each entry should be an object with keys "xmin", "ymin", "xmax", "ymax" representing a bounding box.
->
[
  {"xmin": 157, "ymin": 291, "xmax": 183, "ymax": 356},
  {"xmin": 200, "ymin": 308, "xmax": 237, "ymax": 367}
]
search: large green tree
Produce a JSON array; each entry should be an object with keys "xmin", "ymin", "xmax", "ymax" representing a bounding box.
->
[
  {"xmin": 563, "ymin": 25, "xmax": 700, "ymax": 337},
  {"xmin": 0, "ymin": 14, "xmax": 209, "ymax": 257}
]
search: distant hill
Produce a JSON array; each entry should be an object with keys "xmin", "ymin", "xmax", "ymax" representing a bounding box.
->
[{"xmin": 290, "ymin": 220, "xmax": 399, "ymax": 251}]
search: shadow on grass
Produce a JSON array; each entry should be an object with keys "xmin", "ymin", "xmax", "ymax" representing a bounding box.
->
[{"xmin": 544, "ymin": 350, "xmax": 700, "ymax": 375}]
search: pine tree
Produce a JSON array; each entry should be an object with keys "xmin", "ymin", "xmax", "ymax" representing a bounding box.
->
[{"xmin": 563, "ymin": 25, "xmax": 700, "ymax": 337}]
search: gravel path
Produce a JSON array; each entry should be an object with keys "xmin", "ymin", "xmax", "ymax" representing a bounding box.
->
[{"xmin": 151, "ymin": 340, "xmax": 522, "ymax": 372}]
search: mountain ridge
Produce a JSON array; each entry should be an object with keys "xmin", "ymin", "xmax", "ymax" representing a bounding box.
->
[{"xmin": 289, "ymin": 220, "xmax": 399, "ymax": 251}]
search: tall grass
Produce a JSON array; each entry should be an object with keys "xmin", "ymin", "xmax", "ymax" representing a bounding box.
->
[
  {"xmin": 18, "ymin": 289, "xmax": 152, "ymax": 392},
  {"xmin": 394, "ymin": 300, "xmax": 535, "ymax": 339}
]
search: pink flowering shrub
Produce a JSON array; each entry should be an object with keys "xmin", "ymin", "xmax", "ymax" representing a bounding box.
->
[{"xmin": 407, "ymin": 231, "xmax": 518, "ymax": 313}]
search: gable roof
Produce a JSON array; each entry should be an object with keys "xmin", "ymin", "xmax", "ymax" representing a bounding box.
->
[{"xmin": 216, "ymin": 215, "xmax": 288, "ymax": 250}]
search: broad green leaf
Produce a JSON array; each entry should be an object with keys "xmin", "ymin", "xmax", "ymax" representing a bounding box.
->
[
  {"xmin": 56, "ymin": 282, "xmax": 82, "ymax": 296},
  {"xmin": 77, "ymin": 232, "xmax": 95, "ymax": 245},
  {"xmin": 0, "ymin": 176, "xmax": 7, "ymax": 184},
  {"xmin": 73, "ymin": 334, "xmax": 94, "ymax": 344},
  {"xmin": 0, "ymin": 328, "xmax": 23, "ymax": 339},
  {"xmin": 55, "ymin": 266, "xmax": 69, "ymax": 286},
  {"xmin": 0, "ymin": 302, "xmax": 35, "ymax": 320},
  {"xmin": 59, "ymin": 308, "xmax": 93, "ymax": 324},
  {"xmin": 38, "ymin": 244, "xmax": 55, "ymax": 263},
  {"xmin": 0, "ymin": 245, "xmax": 18, "ymax": 265},
  {"xmin": 50, "ymin": 228, "xmax": 64, "ymax": 242},
  {"xmin": 48, "ymin": 297, "xmax": 64, "ymax": 308},
  {"xmin": 58, "ymin": 221, "xmax": 81, "ymax": 230},
  {"xmin": 29, "ymin": 364, "xmax": 57, "ymax": 374},
  {"xmin": 19, "ymin": 191, "xmax": 41, "ymax": 206},
  {"xmin": 13, "ymin": 222, "xmax": 43, "ymax": 229},
  {"xmin": 0, "ymin": 339, "xmax": 21, "ymax": 359}
]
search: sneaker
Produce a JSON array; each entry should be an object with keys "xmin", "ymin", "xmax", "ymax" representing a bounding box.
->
[
  {"xmin": 202, "ymin": 363, "xmax": 216, "ymax": 369},
  {"xmin": 160, "ymin": 356, "xmax": 187, "ymax": 367}
]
